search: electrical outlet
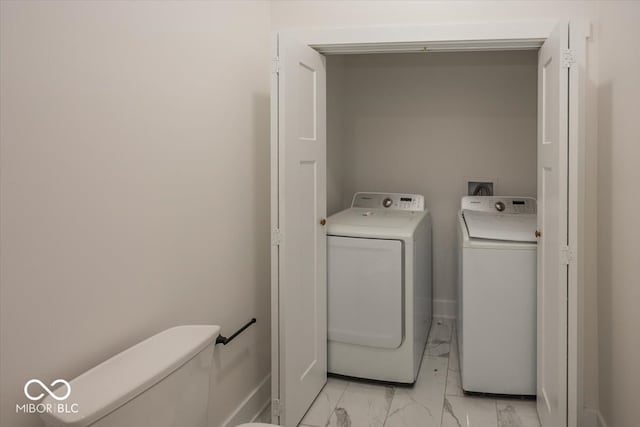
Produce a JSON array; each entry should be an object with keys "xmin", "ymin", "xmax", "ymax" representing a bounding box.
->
[{"xmin": 468, "ymin": 181, "xmax": 494, "ymax": 196}]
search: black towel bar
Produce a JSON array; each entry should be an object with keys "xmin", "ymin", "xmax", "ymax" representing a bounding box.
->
[{"xmin": 216, "ymin": 318, "xmax": 257, "ymax": 345}]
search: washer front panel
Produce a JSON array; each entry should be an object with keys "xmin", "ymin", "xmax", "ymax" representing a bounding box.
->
[{"xmin": 328, "ymin": 236, "xmax": 403, "ymax": 349}]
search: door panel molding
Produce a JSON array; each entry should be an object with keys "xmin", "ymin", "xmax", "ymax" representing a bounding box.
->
[{"xmin": 272, "ymin": 33, "xmax": 327, "ymax": 427}]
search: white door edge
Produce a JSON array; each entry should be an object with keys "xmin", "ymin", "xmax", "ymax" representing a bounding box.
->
[
  {"xmin": 567, "ymin": 19, "xmax": 590, "ymax": 427},
  {"xmin": 270, "ymin": 31, "xmax": 280, "ymax": 425}
]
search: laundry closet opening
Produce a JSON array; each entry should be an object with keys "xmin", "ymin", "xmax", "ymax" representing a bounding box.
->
[{"xmin": 325, "ymin": 50, "xmax": 538, "ymax": 317}]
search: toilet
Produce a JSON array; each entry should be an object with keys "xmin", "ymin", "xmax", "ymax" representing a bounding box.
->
[{"xmin": 40, "ymin": 325, "xmax": 277, "ymax": 427}]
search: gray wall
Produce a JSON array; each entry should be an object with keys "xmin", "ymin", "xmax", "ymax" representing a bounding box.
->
[
  {"xmin": 327, "ymin": 51, "xmax": 538, "ymax": 307},
  {"xmin": 0, "ymin": 2, "xmax": 271, "ymax": 426},
  {"xmin": 596, "ymin": 3, "xmax": 640, "ymax": 426},
  {"xmin": 327, "ymin": 56, "xmax": 347, "ymax": 216}
]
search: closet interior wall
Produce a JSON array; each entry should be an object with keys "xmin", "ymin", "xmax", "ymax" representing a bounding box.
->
[{"xmin": 326, "ymin": 51, "xmax": 538, "ymax": 310}]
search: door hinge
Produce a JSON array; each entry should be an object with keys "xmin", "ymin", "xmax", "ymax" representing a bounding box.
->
[
  {"xmin": 272, "ymin": 56, "xmax": 280, "ymax": 74},
  {"xmin": 561, "ymin": 49, "xmax": 575, "ymax": 68},
  {"xmin": 271, "ymin": 228, "xmax": 283, "ymax": 246},
  {"xmin": 271, "ymin": 399, "xmax": 282, "ymax": 417},
  {"xmin": 561, "ymin": 245, "xmax": 576, "ymax": 265}
]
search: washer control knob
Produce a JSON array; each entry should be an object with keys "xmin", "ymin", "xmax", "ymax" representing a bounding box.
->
[
  {"xmin": 495, "ymin": 201, "xmax": 506, "ymax": 212},
  {"xmin": 383, "ymin": 198, "xmax": 393, "ymax": 208}
]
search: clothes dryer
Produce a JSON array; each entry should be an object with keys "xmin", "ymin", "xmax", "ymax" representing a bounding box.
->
[{"xmin": 327, "ymin": 192, "xmax": 432, "ymax": 383}]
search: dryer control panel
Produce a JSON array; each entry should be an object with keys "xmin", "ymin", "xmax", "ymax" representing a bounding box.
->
[
  {"xmin": 352, "ymin": 192, "xmax": 425, "ymax": 211},
  {"xmin": 461, "ymin": 196, "xmax": 536, "ymax": 214}
]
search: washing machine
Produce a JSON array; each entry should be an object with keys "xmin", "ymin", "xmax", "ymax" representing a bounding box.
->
[
  {"xmin": 457, "ymin": 196, "xmax": 537, "ymax": 395},
  {"xmin": 327, "ymin": 192, "xmax": 432, "ymax": 384}
]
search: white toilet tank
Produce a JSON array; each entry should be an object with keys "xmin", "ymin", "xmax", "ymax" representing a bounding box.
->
[{"xmin": 40, "ymin": 325, "xmax": 220, "ymax": 427}]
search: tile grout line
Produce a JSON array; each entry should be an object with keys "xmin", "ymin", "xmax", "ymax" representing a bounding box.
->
[
  {"xmin": 385, "ymin": 320, "xmax": 438, "ymax": 427},
  {"xmin": 440, "ymin": 321, "xmax": 453, "ymax": 427},
  {"xmin": 381, "ymin": 385, "xmax": 396, "ymax": 427},
  {"xmin": 324, "ymin": 380, "xmax": 349, "ymax": 427}
]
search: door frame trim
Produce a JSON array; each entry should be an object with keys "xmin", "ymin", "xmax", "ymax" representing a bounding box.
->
[
  {"xmin": 567, "ymin": 20, "xmax": 590, "ymax": 427},
  {"xmin": 270, "ymin": 31, "xmax": 280, "ymax": 425},
  {"xmin": 271, "ymin": 20, "xmax": 588, "ymax": 427}
]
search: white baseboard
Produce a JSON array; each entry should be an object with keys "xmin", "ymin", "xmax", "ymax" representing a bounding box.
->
[
  {"xmin": 583, "ymin": 408, "xmax": 608, "ymax": 427},
  {"xmin": 220, "ymin": 374, "xmax": 271, "ymax": 427},
  {"xmin": 433, "ymin": 299, "xmax": 457, "ymax": 319}
]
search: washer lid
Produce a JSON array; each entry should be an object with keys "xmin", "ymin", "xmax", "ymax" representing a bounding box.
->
[
  {"xmin": 463, "ymin": 209, "xmax": 537, "ymax": 242},
  {"xmin": 327, "ymin": 208, "xmax": 427, "ymax": 239}
]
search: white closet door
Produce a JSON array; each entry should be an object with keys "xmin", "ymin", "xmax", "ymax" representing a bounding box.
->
[
  {"xmin": 271, "ymin": 34, "xmax": 327, "ymax": 427},
  {"xmin": 537, "ymin": 21, "xmax": 569, "ymax": 427},
  {"xmin": 328, "ymin": 236, "xmax": 403, "ymax": 349}
]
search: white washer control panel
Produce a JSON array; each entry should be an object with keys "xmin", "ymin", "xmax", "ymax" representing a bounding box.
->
[
  {"xmin": 352, "ymin": 192, "xmax": 425, "ymax": 211},
  {"xmin": 461, "ymin": 196, "xmax": 536, "ymax": 214}
]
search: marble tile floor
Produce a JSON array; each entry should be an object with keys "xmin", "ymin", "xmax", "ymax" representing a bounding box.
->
[{"xmin": 293, "ymin": 319, "xmax": 540, "ymax": 427}]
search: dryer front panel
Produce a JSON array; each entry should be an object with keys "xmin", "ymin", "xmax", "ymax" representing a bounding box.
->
[{"xmin": 327, "ymin": 236, "xmax": 404, "ymax": 349}]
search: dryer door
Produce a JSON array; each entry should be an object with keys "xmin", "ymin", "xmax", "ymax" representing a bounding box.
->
[{"xmin": 328, "ymin": 236, "xmax": 403, "ymax": 349}]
